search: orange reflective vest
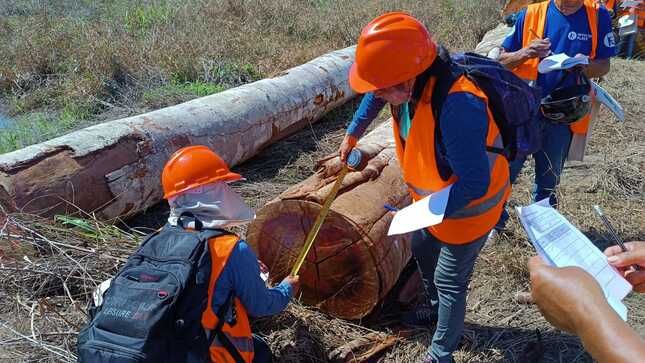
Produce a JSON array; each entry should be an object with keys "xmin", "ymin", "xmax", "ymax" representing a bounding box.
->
[
  {"xmin": 391, "ymin": 76, "xmax": 511, "ymax": 245},
  {"xmin": 606, "ymin": 0, "xmax": 644, "ymax": 27},
  {"xmin": 513, "ymin": 0, "xmax": 600, "ymax": 135},
  {"xmin": 635, "ymin": 2, "xmax": 645, "ymax": 28},
  {"xmin": 201, "ymin": 234, "xmax": 254, "ymax": 363}
]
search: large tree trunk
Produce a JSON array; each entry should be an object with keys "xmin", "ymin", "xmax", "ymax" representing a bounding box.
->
[
  {"xmin": 0, "ymin": 47, "xmax": 356, "ymax": 219},
  {"xmin": 502, "ymin": 0, "xmax": 539, "ymax": 17},
  {"xmin": 246, "ymin": 121, "xmax": 413, "ymax": 320},
  {"xmin": 474, "ymin": 23, "xmax": 512, "ymax": 57}
]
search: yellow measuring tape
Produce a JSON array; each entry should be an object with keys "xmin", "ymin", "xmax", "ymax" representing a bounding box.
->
[{"xmin": 290, "ymin": 165, "xmax": 349, "ymax": 276}]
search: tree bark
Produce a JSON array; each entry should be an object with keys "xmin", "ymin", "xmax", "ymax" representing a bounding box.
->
[
  {"xmin": 247, "ymin": 120, "xmax": 413, "ymax": 320},
  {"xmin": 502, "ymin": 0, "xmax": 539, "ymax": 17},
  {"xmin": 474, "ymin": 23, "xmax": 513, "ymax": 58},
  {"xmin": 0, "ymin": 47, "xmax": 356, "ymax": 219}
]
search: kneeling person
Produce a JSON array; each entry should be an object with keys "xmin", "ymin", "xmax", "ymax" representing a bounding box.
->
[
  {"xmin": 78, "ymin": 145, "xmax": 298, "ymax": 363},
  {"xmin": 163, "ymin": 146, "xmax": 299, "ymax": 363}
]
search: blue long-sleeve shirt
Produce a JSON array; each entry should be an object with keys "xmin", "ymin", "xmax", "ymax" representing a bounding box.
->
[
  {"xmin": 347, "ymin": 92, "xmax": 386, "ymax": 137},
  {"xmin": 346, "ymin": 92, "xmax": 490, "ymax": 216},
  {"xmin": 211, "ymin": 240, "xmax": 292, "ymax": 317}
]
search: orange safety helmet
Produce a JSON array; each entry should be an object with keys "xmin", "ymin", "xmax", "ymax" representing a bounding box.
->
[
  {"xmin": 349, "ymin": 12, "xmax": 437, "ymax": 94},
  {"xmin": 162, "ymin": 145, "xmax": 242, "ymax": 199}
]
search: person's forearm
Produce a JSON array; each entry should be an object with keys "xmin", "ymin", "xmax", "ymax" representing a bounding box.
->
[
  {"xmin": 243, "ymin": 282, "xmax": 292, "ymax": 317},
  {"xmin": 584, "ymin": 59, "xmax": 610, "ymax": 78},
  {"xmin": 577, "ymin": 308, "xmax": 645, "ymax": 363},
  {"xmin": 346, "ymin": 92, "xmax": 386, "ymax": 139},
  {"xmin": 499, "ymin": 49, "xmax": 529, "ymax": 70}
]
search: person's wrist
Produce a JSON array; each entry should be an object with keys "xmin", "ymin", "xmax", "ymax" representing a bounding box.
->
[
  {"xmin": 522, "ymin": 49, "xmax": 534, "ymax": 61},
  {"xmin": 345, "ymin": 134, "xmax": 358, "ymax": 146},
  {"xmin": 570, "ymin": 299, "xmax": 614, "ymax": 336}
]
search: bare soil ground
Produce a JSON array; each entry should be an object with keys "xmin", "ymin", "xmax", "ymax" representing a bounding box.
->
[{"xmin": 1, "ymin": 43, "xmax": 643, "ymax": 363}]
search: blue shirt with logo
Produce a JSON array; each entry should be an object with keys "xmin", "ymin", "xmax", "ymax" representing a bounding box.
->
[{"xmin": 502, "ymin": 1, "xmax": 615, "ymax": 97}]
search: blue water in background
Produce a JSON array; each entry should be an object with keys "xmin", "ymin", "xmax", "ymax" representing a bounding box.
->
[{"xmin": 0, "ymin": 113, "xmax": 11, "ymax": 129}]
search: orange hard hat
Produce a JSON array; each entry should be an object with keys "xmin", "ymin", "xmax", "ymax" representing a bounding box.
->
[
  {"xmin": 349, "ymin": 12, "xmax": 437, "ymax": 94},
  {"xmin": 162, "ymin": 145, "xmax": 242, "ymax": 199}
]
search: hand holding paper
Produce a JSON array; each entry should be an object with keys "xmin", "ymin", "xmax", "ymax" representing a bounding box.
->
[
  {"xmin": 538, "ymin": 53, "xmax": 589, "ymax": 74},
  {"xmin": 528, "ymin": 256, "xmax": 615, "ymax": 334},
  {"xmin": 517, "ymin": 200, "xmax": 632, "ymax": 320}
]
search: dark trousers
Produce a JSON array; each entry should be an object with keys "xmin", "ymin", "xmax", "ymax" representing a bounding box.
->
[
  {"xmin": 411, "ymin": 229, "xmax": 487, "ymax": 363},
  {"xmin": 252, "ymin": 334, "xmax": 272, "ymax": 363}
]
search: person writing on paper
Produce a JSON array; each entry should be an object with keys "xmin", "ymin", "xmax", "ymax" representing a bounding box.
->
[
  {"xmin": 528, "ymin": 254, "xmax": 645, "ymax": 362},
  {"xmin": 496, "ymin": 0, "xmax": 616, "ymax": 231},
  {"xmin": 605, "ymin": 240, "xmax": 645, "ymax": 292},
  {"xmin": 338, "ymin": 13, "xmax": 511, "ymax": 363}
]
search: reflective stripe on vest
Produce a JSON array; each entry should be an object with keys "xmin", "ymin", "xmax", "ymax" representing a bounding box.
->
[
  {"xmin": 514, "ymin": 0, "xmax": 599, "ymax": 135},
  {"xmin": 213, "ymin": 331, "xmax": 254, "ymax": 353},
  {"xmin": 391, "ymin": 75, "xmax": 511, "ymax": 244},
  {"xmin": 201, "ymin": 234, "xmax": 254, "ymax": 363}
]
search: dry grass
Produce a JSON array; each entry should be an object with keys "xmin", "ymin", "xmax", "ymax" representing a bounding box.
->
[
  {"xmin": 0, "ymin": 0, "xmax": 502, "ymax": 152},
  {"xmin": 1, "ymin": 1, "xmax": 643, "ymax": 362},
  {"xmin": 1, "ymin": 56, "xmax": 643, "ymax": 362}
]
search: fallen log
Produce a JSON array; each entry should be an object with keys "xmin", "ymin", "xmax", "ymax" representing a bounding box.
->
[
  {"xmin": 474, "ymin": 23, "xmax": 512, "ymax": 58},
  {"xmin": 0, "ymin": 46, "xmax": 356, "ymax": 219},
  {"xmin": 502, "ymin": 0, "xmax": 539, "ymax": 17},
  {"xmin": 246, "ymin": 120, "xmax": 413, "ymax": 320}
]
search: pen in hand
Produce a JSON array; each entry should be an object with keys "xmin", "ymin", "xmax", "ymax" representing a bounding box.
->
[
  {"xmin": 593, "ymin": 205, "xmax": 640, "ymax": 271},
  {"xmin": 529, "ymin": 28, "xmax": 554, "ymax": 57}
]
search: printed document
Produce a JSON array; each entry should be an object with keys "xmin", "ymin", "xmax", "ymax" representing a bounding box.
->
[
  {"xmin": 387, "ymin": 185, "xmax": 452, "ymax": 236},
  {"xmin": 538, "ymin": 53, "xmax": 589, "ymax": 74},
  {"xmin": 517, "ymin": 199, "xmax": 632, "ymax": 320},
  {"xmin": 591, "ymin": 81, "xmax": 625, "ymax": 121}
]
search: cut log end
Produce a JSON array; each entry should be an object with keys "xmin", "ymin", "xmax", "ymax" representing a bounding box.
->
[
  {"xmin": 247, "ymin": 200, "xmax": 383, "ymax": 320},
  {"xmin": 248, "ymin": 121, "xmax": 412, "ymax": 319}
]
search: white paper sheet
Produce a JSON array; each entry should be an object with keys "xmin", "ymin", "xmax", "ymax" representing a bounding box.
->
[
  {"xmin": 387, "ymin": 185, "xmax": 452, "ymax": 236},
  {"xmin": 591, "ymin": 81, "xmax": 625, "ymax": 121},
  {"xmin": 620, "ymin": 15, "xmax": 639, "ymax": 36},
  {"xmin": 516, "ymin": 199, "xmax": 632, "ymax": 320},
  {"xmin": 538, "ymin": 53, "xmax": 589, "ymax": 74},
  {"xmin": 620, "ymin": 1, "xmax": 642, "ymax": 9}
]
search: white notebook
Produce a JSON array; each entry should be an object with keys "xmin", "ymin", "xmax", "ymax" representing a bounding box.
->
[
  {"xmin": 517, "ymin": 199, "xmax": 632, "ymax": 320},
  {"xmin": 538, "ymin": 53, "xmax": 589, "ymax": 74}
]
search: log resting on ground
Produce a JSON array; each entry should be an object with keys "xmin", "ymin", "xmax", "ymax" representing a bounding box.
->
[
  {"xmin": 474, "ymin": 23, "xmax": 513, "ymax": 57},
  {"xmin": 0, "ymin": 46, "xmax": 356, "ymax": 219},
  {"xmin": 502, "ymin": 0, "xmax": 540, "ymax": 17},
  {"xmin": 247, "ymin": 121, "xmax": 413, "ymax": 320}
]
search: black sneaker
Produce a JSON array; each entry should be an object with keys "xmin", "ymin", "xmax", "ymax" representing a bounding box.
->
[{"xmin": 401, "ymin": 305, "xmax": 438, "ymax": 328}]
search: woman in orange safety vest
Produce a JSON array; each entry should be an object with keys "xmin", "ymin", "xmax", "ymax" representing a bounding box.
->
[{"xmin": 339, "ymin": 13, "xmax": 511, "ymax": 363}]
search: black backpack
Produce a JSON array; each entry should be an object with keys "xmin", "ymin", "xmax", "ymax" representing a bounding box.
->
[
  {"xmin": 77, "ymin": 215, "xmax": 242, "ymax": 363},
  {"xmin": 427, "ymin": 50, "xmax": 542, "ymax": 162}
]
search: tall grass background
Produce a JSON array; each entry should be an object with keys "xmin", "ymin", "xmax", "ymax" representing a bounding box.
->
[{"xmin": 0, "ymin": 0, "xmax": 503, "ymax": 153}]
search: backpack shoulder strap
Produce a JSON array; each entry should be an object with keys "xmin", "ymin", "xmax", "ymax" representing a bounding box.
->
[
  {"xmin": 429, "ymin": 54, "xmax": 465, "ymax": 156},
  {"xmin": 206, "ymin": 291, "xmax": 245, "ymax": 363},
  {"xmin": 430, "ymin": 54, "xmax": 464, "ymax": 123}
]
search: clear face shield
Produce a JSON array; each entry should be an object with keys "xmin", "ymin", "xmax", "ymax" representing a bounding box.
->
[{"xmin": 168, "ymin": 181, "xmax": 255, "ymax": 229}]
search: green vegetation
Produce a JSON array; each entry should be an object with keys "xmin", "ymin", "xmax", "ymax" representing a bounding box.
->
[{"xmin": 0, "ymin": 0, "xmax": 502, "ymax": 153}]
